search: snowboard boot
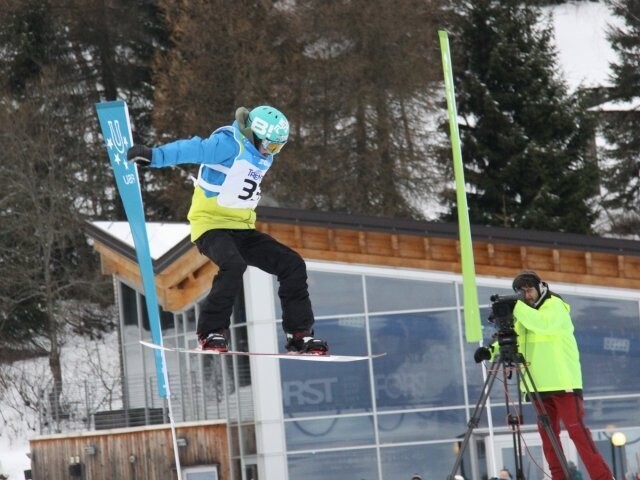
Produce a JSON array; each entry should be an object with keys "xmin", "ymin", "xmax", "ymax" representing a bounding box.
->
[
  {"xmin": 199, "ymin": 329, "xmax": 229, "ymax": 352},
  {"xmin": 285, "ymin": 330, "xmax": 329, "ymax": 355}
]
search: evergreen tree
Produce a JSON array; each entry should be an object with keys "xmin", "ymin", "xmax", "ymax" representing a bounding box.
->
[
  {"xmin": 148, "ymin": 0, "xmax": 447, "ymax": 220},
  {"xmin": 600, "ymin": 0, "xmax": 640, "ymax": 236},
  {"xmin": 441, "ymin": 0, "xmax": 599, "ymax": 233},
  {"xmin": 266, "ymin": 0, "xmax": 446, "ymax": 219},
  {"xmin": 146, "ymin": 0, "xmax": 283, "ymax": 221},
  {"xmin": 0, "ymin": 72, "xmax": 115, "ymax": 396},
  {"xmin": 0, "ymin": 0, "xmax": 165, "ymax": 384}
]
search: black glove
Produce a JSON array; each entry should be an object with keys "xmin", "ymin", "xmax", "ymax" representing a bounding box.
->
[
  {"xmin": 474, "ymin": 346, "xmax": 492, "ymax": 363},
  {"xmin": 127, "ymin": 145, "xmax": 152, "ymax": 166}
]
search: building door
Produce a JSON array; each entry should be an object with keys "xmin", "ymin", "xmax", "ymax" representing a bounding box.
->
[{"xmin": 487, "ymin": 431, "xmax": 577, "ymax": 480}]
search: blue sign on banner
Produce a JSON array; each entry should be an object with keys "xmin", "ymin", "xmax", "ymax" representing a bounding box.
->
[{"xmin": 95, "ymin": 101, "xmax": 169, "ymax": 398}]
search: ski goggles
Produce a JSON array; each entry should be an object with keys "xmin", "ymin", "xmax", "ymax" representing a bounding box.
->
[{"xmin": 261, "ymin": 138, "xmax": 287, "ymax": 155}]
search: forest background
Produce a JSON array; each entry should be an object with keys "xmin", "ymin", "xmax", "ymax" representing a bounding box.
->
[{"xmin": 0, "ymin": 0, "xmax": 639, "ymax": 475}]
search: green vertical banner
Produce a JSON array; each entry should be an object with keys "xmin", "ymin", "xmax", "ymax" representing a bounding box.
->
[{"xmin": 438, "ymin": 30, "xmax": 482, "ymax": 342}]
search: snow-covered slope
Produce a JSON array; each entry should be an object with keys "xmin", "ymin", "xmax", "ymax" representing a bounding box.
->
[{"xmin": 0, "ymin": 329, "xmax": 120, "ymax": 478}]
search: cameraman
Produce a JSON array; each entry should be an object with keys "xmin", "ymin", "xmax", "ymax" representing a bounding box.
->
[{"xmin": 474, "ymin": 270, "xmax": 613, "ymax": 480}]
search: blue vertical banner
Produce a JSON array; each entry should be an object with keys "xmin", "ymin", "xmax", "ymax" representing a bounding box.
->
[{"xmin": 95, "ymin": 101, "xmax": 169, "ymax": 398}]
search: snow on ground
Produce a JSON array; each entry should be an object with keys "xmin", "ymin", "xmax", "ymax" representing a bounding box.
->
[
  {"xmin": 0, "ymin": 433, "xmax": 30, "ymax": 479},
  {"xmin": 1, "ymin": 352, "xmax": 48, "ymax": 479},
  {"xmin": 0, "ymin": 328, "xmax": 120, "ymax": 479}
]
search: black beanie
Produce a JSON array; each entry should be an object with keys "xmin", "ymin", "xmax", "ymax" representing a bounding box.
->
[{"xmin": 512, "ymin": 270, "xmax": 542, "ymax": 293}]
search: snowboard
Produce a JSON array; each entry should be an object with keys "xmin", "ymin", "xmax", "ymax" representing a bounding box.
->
[{"xmin": 140, "ymin": 340, "xmax": 385, "ymax": 363}]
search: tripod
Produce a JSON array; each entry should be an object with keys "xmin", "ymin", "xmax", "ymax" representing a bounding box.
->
[
  {"xmin": 447, "ymin": 349, "xmax": 571, "ymax": 480},
  {"xmin": 503, "ymin": 364, "xmax": 526, "ymax": 480}
]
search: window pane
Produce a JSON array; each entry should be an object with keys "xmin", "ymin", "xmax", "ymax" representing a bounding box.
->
[
  {"xmin": 182, "ymin": 466, "xmax": 218, "ymax": 480},
  {"xmin": 584, "ymin": 396, "xmax": 640, "ymax": 429},
  {"xmin": 175, "ymin": 313, "xmax": 185, "ymax": 336},
  {"xmin": 592, "ymin": 426, "xmax": 640, "ymax": 479},
  {"xmin": 377, "ymin": 409, "xmax": 467, "ymax": 444},
  {"xmin": 124, "ymin": 344, "xmax": 145, "ymax": 408},
  {"xmin": 161, "ymin": 307, "xmax": 175, "ymax": 333},
  {"xmin": 231, "ymin": 287, "xmax": 246, "ymax": 325},
  {"xmin": 280, "ymin": 318, "xmax": 372, "ymax": 416},
  {"xmin": 185, "ymin": 307, "xmax": 197, "ymax": 337},
  {"xmin": 120, "ymin": 283, "xmax": 139, "ymax": 345},
  {"xmin": 142, "ymin": 347, "xmax": 162, "ymax": 407},
  {"xmin": 232, "ymin": 325, "xmax": 251, "ymax": 387},
  {"xmin": 185, "ymin": 474, "xmax": 216, "ymax": 480},
  {"xmin": 371, "ymin": 311, "xmax": 465, "ymax": 409},
  {"xmin": 380, "ymin": 443, "xmax": 465, "ymax": 480},
  {"xmin": 367, "ymin": 276, "xmax": 456, "ymax": 312},
  {"xmin": 140, "ymin": 296, "xmax": 150, "ymax": 340},
  {"xmin": 285, "ymin": 415, "xmax": 375, "ymax": 451},
  {"xmin": 288, "ymin": 448, "xmax": 378, "ymax": 480},
  {"xmin": 163, "ymin": 337, "xmax": 179, "ymax": 383},
  {"xmin": 201, "ymin": 356, "xmax": 228, "ymax": 419},
  {"xmin": 476, "ymin": 285, "xmax": 513, "ymax": 307},
  {"xmin": 464, "ymin": 306, "xmax": 499, "ymax": 407},
  {"xmin": 490, "ymin": 402, "xmax": 537, "ymax": 430},
  {"xmin": 563, "ymin": 295, "xmax": 640, "ymax": 395},
  {"xmin": 276, "ymin": 271, "xmax": 364, "ymax": 318},
  {"xmin": 141, "ymin": 298, "xmax": 174, "ymax": 336}
]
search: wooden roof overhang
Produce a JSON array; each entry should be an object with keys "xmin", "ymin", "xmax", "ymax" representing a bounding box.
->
[{"xmin": 86, "ymin": 207, "xmax": 640, "ymax": 312}]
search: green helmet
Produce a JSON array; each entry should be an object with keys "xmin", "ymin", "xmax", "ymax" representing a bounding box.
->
[{"xmin": 248, "ymin": 105, "xmax": 289, "ymax": 144}]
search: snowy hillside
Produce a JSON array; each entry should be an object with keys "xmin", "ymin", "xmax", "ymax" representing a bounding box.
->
[{"xmin": 0, "ymin": 329, "xmax": 120, "ymax": 478}]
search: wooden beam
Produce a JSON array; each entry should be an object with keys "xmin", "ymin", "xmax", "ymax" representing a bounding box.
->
[
  {"xmin": 358, "ymin": 231, "xmax": 367, "ymax": 254},
  {"xmin": 552, "ymin": 249, "xmax": 560, "ymax": 271},
  {"xmin": 294, "ymin": 225, "xmax": 303, "ymax": 247},
  {"xmin": 618, "ymin": 255, "xmax": 625, "ymax": 278},
  {"xmin": 520, "ymin": 246, "xmax": 528, "ymax": 267},
  {"xmin": 90, "ymin": 221, "xmax": 640, "ymax": 312},
  {"xmin": 423, "ymin": 237, "xmax": 432, "ymax": 259},
  {"xmin": 487, "ymin": 243, "xmax": 495, "ymax": 265},
  {"xmin": 327, "ymin": 228, "xmax": 336, "ymax": 251},
  {"xmin": 391, "ymin": 234, "xmax": 399, "ymax": 256}
]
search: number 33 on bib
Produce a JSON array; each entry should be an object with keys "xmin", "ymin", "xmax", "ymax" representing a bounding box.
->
[{"xmin": 216, "ymin": 159, "xmax": 266, "ymax": 208}]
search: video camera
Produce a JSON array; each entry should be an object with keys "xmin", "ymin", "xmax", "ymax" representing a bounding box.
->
[{"xmin": 488, "ymin": 292, "xmax": 523, "ymax": 360}]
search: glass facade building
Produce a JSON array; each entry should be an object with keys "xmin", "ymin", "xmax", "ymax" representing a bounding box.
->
[
  {"xmin": 281, "ymin": 263, "xmax": 640, "ymax": 480},
  {"xmin": 118, "ymin": 260, "xmax": 640, "ymax": 480}
]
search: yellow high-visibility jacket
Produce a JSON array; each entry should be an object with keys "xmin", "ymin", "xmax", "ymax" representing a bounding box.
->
[{"xmin": 513, "ymin": 295, "xmax": 583, "ymax": 393}]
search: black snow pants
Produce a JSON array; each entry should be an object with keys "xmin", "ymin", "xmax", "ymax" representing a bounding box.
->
[{"xmin": 194, "ymin": 229, "xmax": 314, "ymax": 338}]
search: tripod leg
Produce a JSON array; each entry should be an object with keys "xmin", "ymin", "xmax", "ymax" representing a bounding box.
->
[
  {"xmin": 511, "ymin": 419, "xmax": 526, "ymax": 480},
  {"xmin": 513, "ymin": 383, "xmax": 526, "ymax": 480},
  {"xmin": 517, "ymin": 359, "xmax": 571, "ymax": 480},
  {"xmin": 501, "ymin": 364, "xmax": 526, "ymax": 480},
  {"xmin": 448, "ymin": 358, "xmax": 504, "ymax": 480}
]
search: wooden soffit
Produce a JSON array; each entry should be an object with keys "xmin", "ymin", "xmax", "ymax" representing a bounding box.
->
[{"xmin": 86, "ymin": 208, "xmax": 640, "ymax": 312}]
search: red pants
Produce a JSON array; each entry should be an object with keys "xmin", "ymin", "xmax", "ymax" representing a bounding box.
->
[{"xmin": 534, "ymin": 392, "xmax": 612, "ymax": 480}]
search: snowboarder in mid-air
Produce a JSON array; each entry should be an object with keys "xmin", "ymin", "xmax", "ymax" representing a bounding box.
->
[{"xmin": 127, "ymin": 106, "xmax": 328, "ymax": 355}]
